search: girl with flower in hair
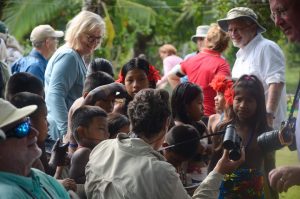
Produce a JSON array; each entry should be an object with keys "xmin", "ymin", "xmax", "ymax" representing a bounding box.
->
[
  {"xmin": 207, "ymin": 74, "xmax": 233, "ymax": 135},
  {"xmin": 208, "ymin": 75, "xmax": 277, "ymax": 199},
  {"xmin": 114, "ymin": 57, "xmax": 161, "ymax": 115}
]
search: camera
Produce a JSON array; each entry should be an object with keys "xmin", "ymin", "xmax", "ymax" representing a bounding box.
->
[
  {"xmin": 223, "ymin": 124, "xmax": 242, "ymax": 161},
  {"xmin": 257, "ymin": 117, "xmax": 296, "ymax": 152}
]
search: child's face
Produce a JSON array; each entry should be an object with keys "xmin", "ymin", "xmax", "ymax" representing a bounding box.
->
[
  {"xmin": 84, "ymin": 116, "xmax": 109, "ymax": 148},
  {"xmin": 95, "ymin": 95, "xmax": 115, "ymax": 113},
  {"xmin": 186, "ymin": 94, "xmax": 204, "ymax": 121},
  {"xmin": 233, "ymin": 90, "xmax": 257, "ymax": 121},
  {"xmin": 30, "ymin": 105, "xmax": 48, "ymax": 143},
  {"xmin": 163, "ymin": 149, "xmax": 187, "ymax": 168},
  {"xmin": 124, "ymin": 69, "xmax": 150, "ymax": 98},
  {"xmin": 214, "ymin": 92, "xmax": 226, "ymax": 113}
]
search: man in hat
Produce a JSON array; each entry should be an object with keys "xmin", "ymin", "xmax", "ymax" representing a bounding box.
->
[
  {"xmin": 0, "ymin": 99, "xmax": 69, "ymax": 198},
  {"xmin": 11, "ymin": 24, "xmax": 64, "ymax": 84},
  {"xmin": 218, "ymin": 7, "xmax": 287, "ymax": 130},
  {"xmin": 268, "ymin": 0, "xmax": 300, "ymax": 193},
  {"xmin": 184, "ymin": 25, "xmax": 210, "ymax": 60}
]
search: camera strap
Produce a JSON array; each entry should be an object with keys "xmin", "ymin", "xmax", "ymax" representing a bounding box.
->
[
  {"xmin": 158, "ymin": 131, "xmax": 225, "ymax": 151},
  {"xmin": 289, "ymin": 79, "xmax": 300, "ymax": 119}
]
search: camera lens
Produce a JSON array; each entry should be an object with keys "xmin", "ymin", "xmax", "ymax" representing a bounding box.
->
[
  {"xmin": 229, "ymin": 148, "xmax": 241, "ymax": 161},
  {"xmin": 257, "ymin": 130, "xmax": 283, "ymax": 152},
  {"xmin": 223, "ymin": 124, "xmax": 236, "ymax": 150}
]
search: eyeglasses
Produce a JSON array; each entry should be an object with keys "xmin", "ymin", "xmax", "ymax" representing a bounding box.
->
[
  {"xmin": 86, "ymin": 33, "xmax": 102, "ymax": 44},
  {"xmin": 270, "ymin": 7, "xmax": 288, "ymax": 21},
  {"xmin": 5, "ymin": 118, "xmax": 31, "ymax": 139}
]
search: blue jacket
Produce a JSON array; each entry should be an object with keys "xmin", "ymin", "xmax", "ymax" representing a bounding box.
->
[{"xmin": 11, "ymin": 49, "xmax": 47, "ymax": 84}]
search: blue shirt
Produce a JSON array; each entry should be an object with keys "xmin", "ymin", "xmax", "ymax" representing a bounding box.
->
[
  {"xmin": 11, "ymin": 49, "xmax": 48, "ymax": 84},
  {"xmin": 45, "ymin": 45, "xmax": 86, "ymax": 139},
  {"xmin": 0, "ymin": 168, "xmax": 70, "ymax": 199}
]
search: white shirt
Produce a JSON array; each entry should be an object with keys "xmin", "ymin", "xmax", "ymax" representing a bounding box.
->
[{"xmin": 232, "ymin": 34, "xmax": 287, "ymax": 130}]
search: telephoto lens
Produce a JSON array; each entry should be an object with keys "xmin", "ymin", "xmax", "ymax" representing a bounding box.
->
[
  {"xmin": 223, "ymin": 124, "xmax": 242, "ymax": 161},
  {"xmin": 257, "ymin": 130, "xmax": 282, "ymax": 152}
]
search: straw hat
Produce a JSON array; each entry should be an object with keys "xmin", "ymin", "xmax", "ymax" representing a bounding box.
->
[{"xmin": 0, "ymin": 98, "xmax": 37, "ymax": 128}]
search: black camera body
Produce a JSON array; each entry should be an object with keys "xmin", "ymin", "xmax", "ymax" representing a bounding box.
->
[
  {"xmin": 223, "ymin": 124, "xmax": 242, "ymax": 161},
  {"xmin": 257, "ymin": 117, "xmax": 297, "ymax": 152}
]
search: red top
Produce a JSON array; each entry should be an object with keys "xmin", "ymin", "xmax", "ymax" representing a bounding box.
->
[{"xmin": 181, "ymin": 48, "xmax": 231, "ymax": 116}]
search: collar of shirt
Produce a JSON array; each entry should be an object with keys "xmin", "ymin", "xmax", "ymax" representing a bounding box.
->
[{"xmin": 236, "ymin": 33, "xmax": 263, "ymax": 58}]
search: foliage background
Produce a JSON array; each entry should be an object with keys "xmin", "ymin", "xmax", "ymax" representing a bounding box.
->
[{"xmin": 0, "ymin": 0, "xmax": 299, "ymax": 93}]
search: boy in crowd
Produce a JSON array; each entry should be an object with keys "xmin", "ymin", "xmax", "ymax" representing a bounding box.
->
[{"xmin": 69, "ymin": 105, "xmax": 109, "ymax": 184}]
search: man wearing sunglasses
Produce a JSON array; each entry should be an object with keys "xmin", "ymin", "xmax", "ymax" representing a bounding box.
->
[{"xmin": 0, "ymin": 98, "xmax": 69, "ymax": 198}]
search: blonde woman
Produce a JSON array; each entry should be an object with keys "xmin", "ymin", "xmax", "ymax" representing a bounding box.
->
[{"xmin": 45, "ymin": 10, "xmax": 105, "ymax": 140}]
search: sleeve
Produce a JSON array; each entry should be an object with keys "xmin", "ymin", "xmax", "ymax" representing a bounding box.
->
[
  {"xmin": 216, "ymin": 59, "xmax": 231, "ymax": 77},
  {"xmin": 262, "ymin": 43, "xmax": 285, "ymax": 84},
  {"xmin": 192, "ymin": 170, "xmax": 224, "ymax": 199},
  {"xmin": 156, "ymin": 162, "xmax": 191, "ymax": 199},
  {"xmin": 46, "ymin": 52, "xmax": 78, "ymax": 136}
]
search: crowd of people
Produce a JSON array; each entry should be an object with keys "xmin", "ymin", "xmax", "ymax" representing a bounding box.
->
[{"xmin": 0, "ymin": 0, "xmax": 300, "ymax": 198}]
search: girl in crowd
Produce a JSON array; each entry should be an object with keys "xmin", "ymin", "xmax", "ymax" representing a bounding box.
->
[
  {"xmin": 209, "ymin": 75, "xmax": 276, "ymax": 199},
  {"xmin": 114, "ymin": 57, "xmax": 160, "ymax": 115},
  {"xmin": 157, "ymin": 44, "xmax": 183, "ymax": 88},
  {"xmin": 107, "ymin": 112, "xmax": 130, "ymax": 138},
  {"xmin": 207, "ymin": 75, "xmax": 233, "ymax": 135},
  {"xmin": 171, "ymin": 82, "xmax": 210, "ymax": 186}
]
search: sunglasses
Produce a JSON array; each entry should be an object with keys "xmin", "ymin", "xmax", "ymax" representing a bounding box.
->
[{"xmin": 5, "ymin": 118, "xmax": 31, "ymax": 139}]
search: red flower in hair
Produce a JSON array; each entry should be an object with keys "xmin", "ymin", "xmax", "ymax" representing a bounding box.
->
[
  {"xmin": 210, "ymin": 75, "xmax": 233, "ymax": 93},
  {"xmin": 116, "ymin": 70, "xmax": 124, "ymax": 83},
  {"xmin": 224, "ymin": 86, "xmax": 234, "ymax": 106},
  {"xmin": 147, "ymin": 65, "xmax": 161, "ymax": 83}
]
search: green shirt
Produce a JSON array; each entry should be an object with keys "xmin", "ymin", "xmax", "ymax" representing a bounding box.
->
[{"xmin": 0, "ymin": 168, "xmax": 70, "ymax": 199}]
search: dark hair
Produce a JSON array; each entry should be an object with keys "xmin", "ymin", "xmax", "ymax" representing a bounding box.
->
[
  {"xmin": 83, "ymin": 71, "xmax": 114, "ymax": 94},
  {"xmin": 127, "ymin": 88, "xmax": 171, "ymax": 139},
  {"xmin": 171, "ymin": 82, "xmax": 203, "ymax": 123},
  {"xmin": 71, "ymin": 105, "xmax": 107, "ymax": 142},
  {"xmin": 121, "ymin": 57, "xmax": 156, "ymax": 89},
  {"xmin": 165, "ymin": 124, "xmax": 200, "ymax": 159},
  {"xmin": 107, "ymin": 112, "xmax": 130, "ymax": 138},
  {"xmin": 5, "ymin": 72, "xmax": 44, "ymax": 101},
  {"xmin": 89, "ymin": 58, "xmax": 114, "ymax": 77},
  {"xmin": 10, "ymin": 92, "xmax": 46, "ymax": 119}
]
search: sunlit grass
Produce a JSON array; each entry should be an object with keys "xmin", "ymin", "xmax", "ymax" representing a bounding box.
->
[{"xmin": 275, "ymin": 148, "xmax": 300, "ymax": 198}]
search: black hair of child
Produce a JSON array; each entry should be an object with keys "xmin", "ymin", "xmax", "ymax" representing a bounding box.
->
[
  {"xmin": 90, "ymin": 58, "xmax": 114, "ymax": 78},
  {"xmin": 71, "ymin": 105, "xmax": 107, "ymax": 143},
  {"xmin": 165, "ymin": 124, "xmax": 200, "ymax": 159},
  {"xmin": 83, "ymin": 71, "xmax": 114, "ymax": 94},
  {"xmin": 5, "ymin": 72, "xmax": 44, "ymax": 100},
  {"xmin": 10, "ymin": 92, "xmax": 45, "ymax": 119},
  {"xmin": 107, "ymin": 112, "xmax": 130, "ymax": 138}
]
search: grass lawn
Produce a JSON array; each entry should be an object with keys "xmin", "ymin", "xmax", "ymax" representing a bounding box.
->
[
  {"xmin": 275, "ymin": 148, "xmax": 300, "ymax": 198},
  {"xmin": 285, "ymin": 67, "xmax": 299, "ymax": 94}
]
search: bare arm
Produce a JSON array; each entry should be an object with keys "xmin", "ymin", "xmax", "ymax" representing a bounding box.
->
[
  {"xmin": 266, "ymin": 83, "xmax": 284, "ymax": 126},
  {"xmin": 167, "ymin": 64, "xmax": 185, "ymax": 88},
  {"xmin": 69, "ymin": 148, "xmax": 91, "ymax": 184}
]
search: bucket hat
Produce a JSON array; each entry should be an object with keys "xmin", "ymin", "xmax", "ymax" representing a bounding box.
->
[
  {"xmin": 0, "ymin": 98, "xmax": 37, "ymax": 128},
  {"xmin": 217, "ymin": 7, "xmax": 266, "ymax": 33},
  {"xmin": 191, "ymin": 25, "xmax": 210, "ymax": 43}
]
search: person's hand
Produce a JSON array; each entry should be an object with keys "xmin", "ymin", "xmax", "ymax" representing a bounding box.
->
[
  {"xmin": 109, "ymin": 82, "xmax": 127, "ymax": 99},
  {"xmin": 213, "ymin": 147, "xmax": 245, "ymax": 175},
  {"xmin": 58, "ymin": 178, "xmax": 77, "ymax": 191},
  {"xmin": 48, "ymin": 139, "xmax": 69, "ymax": 168},
  {"xmin": 269, "ymin": 166, "xmax": 300, "ymax": 193}
]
